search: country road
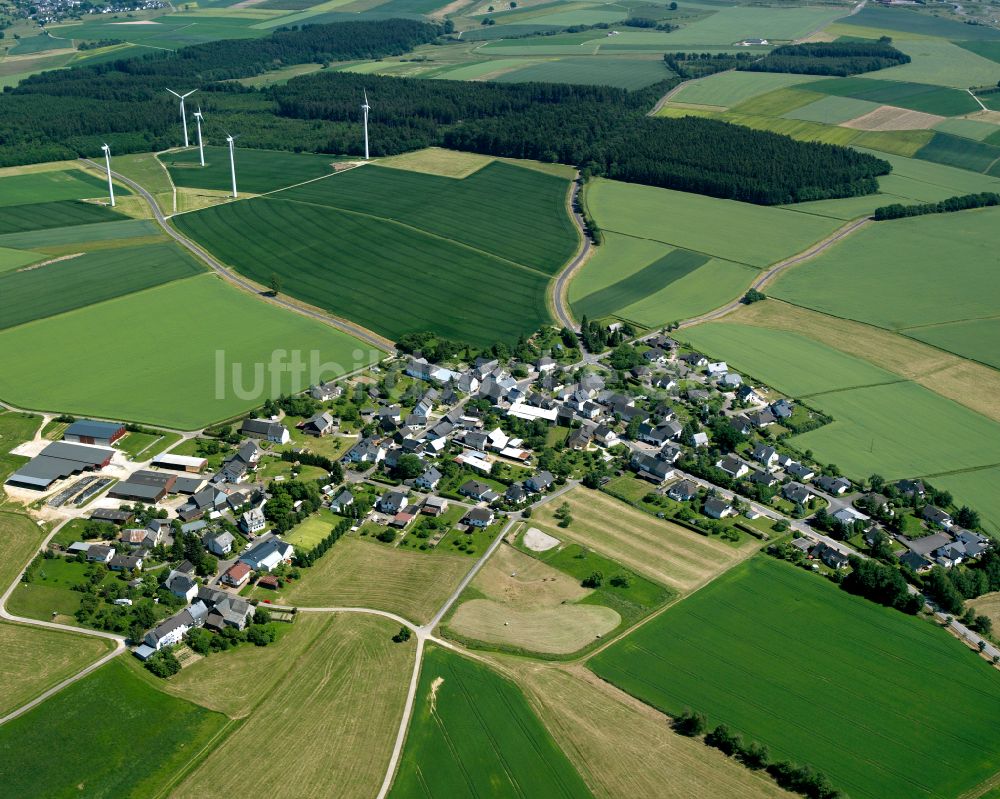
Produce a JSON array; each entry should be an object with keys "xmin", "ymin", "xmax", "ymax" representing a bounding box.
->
[
  {"xmin": 551, "ymin": 175, "xmax": 592, "ymax": 332},
  {"xmin": 678, "ymin": 215, "xmax": 870, "ymax": 330},
  {"xmin": 81, "ymin": 159, "xmax": 395, "ymax": 354}
]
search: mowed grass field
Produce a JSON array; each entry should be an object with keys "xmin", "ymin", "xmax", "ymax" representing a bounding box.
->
[
  {"xmin": 682, "ymin": 321, "xmax": 1000, "ymax": 487},
  {"xmin": 0, "ymin": 623, "xmax": 112, "ymax": 719},
  {"xmin": 175, "ymin": 161, "xmax": 577, "ymax": 345},
  {"xmin": 162, "ymin": 145, "xmax": 339, "ymax": 194},
  {"xmin": 0, "ymin": 274, "xmax": 381, "ymax": 428},
  {"xmin": 530, "ymin": 488, "xmax": 747, "ymax": 594},
  {"xmin": 447, "ymin": 544, "xmax": 618, "ymax": 653},
  {"xmin": 515, "ymin": 663, "xmax": 792, "ymax": 799},
  {"xmin": 389, "ymin": 645, "xmax": 594, "ymax": 799},
  {"xmin": 590, "ymin": 556, "xmax": 1000, "ymax": 799},
  {"xmin": 771, "ymin": 208, "xmax": 1000, "ymax": 343},
  {"xmin": 0, "ymin": 657, "xmax": 229, "ymax": 798},
  {"xmin": 272, "ymin": 536, "xmax": 471, "ymax": 625},
  {"xmin": 173, "ymin": 614, "xmax": 411, "ymax": 799},
  {"xmin": 0, "ymin": 242, "xmax": 204, "ymax": 331}
]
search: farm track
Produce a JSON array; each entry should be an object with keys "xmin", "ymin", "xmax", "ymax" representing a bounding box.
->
[
  {"xmin": 80, "ymin": 159, "xmax": 395, "ymax": 354},
  {"xmin": 551, "ymin": 172, "xmax": 591, "ymax": 332},
  {"xmin": 677, "ymin": 215, "xmax": 871, "ymax": 330}
]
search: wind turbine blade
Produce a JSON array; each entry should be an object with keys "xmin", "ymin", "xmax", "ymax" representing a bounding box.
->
[
  {"xmin": 166, "ymin": 88, "xmax": 180, "ymax": 98},
  {"xmin": 183, "ymin": 89, "xmax": 197, "ymax": 98}
]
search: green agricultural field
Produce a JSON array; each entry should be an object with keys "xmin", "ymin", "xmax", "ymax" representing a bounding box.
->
[
  {"xmin": 389, "ymin": 645, "xmax": 594, "ymax": 798},
  {"xmin": 932, "ymin": 467, "xmax": 1000, "ymax": 535},
  {"xmin": 727, "ymin": 86, "xmax": 825, "ymax": 117},
  {"xmin": 0, "ymin": 623, "xmax": 112, "ymax": 719},
  {"xmin": 9, "ymin": 33, "xmax": 68, "ymax": 54},
  {"xmin": 51, "ymin": 13, "xmax": 266, "ymax": 51},
  {"xmin": 0, "ymin": 658, "xmax": 230, "ymax": 798},
  {"xmin": 868, "ymin": 39, "xmax": 1000, "ymax": 89},
  {"xmin": 906, "ymin": 318, "xmax": 1000, "ymax": 370},
  {"xmin": 0, "ymin": 245, "xmax": 44, "ymax": 274},
  {"xmin": 0, "ymin": 199, "xmax": 127, "ymax": 235},
  {"xmin": 0, "ymin": 274, "xmax": 381, "ymax": 428},
  {"xmin": 0, "ymin": 417, "xmax": 41, "ymax": 484},
  {"xmin": 915, "ymin": 131, "xmax": 1000, "ymax": 173},
  {"xmin": 632, "ymin": 5, "xmax": 845, "ymax": 48},
  {"xmin": 772, "ymin": 208, "xmax": 1000, "ymax": 331},
  {"xmin": 681, "ymin": 323, "xmax": 899, "ymax": 397},
  {"xmin": 175, "ymin": 161, "xmax": 577, "ymax": 345},
  {"xmin": 841, "ymin": 5, "xmax": 1000, "ymax": 40},
  {"xmin": 784, "ymin": 95, "xmax": 881, "ymax": 124},
  {"xmin": 112, "ymin": 151, "xmax": 175, "ymax": 214},
  {"xmin": 162, "ymin": 146, "xmax": 341, "ymax": 194},
  {"xmin": 670, "ymin": 71, "xmax": 821, "ymax": 109},
  {"xmin": 0, "ymin": 218, "xmax": 159, "ymax": 250},
  {"xmin": 722, "ymin": 112, "xmax": 865, "ymax": 147},
  {"xmin": 585, "ymin": 178, "xmax": 840, "ymax": 267},
  {"xmin": 0, "ymin": 168, "xmax": 128, "ymax": 207},
  {"xmin": 799, "ymin": 76, "xmax": 980, "ymax": 116},
  {"xmin": 590, "ymin": 556, "xmax": 1000, "ymax": 799},
  {"xmin": 682, "ymin": 320, "xmax": 1000, "ymax": 483},
  {"xmin": 934, "ymin": 117, "xmax": 1000, "ymax": 142},
  {"xmin": 492, "ymin": 56, "xmax": 673, "ymax": 89},
  {"xmin": 280, "ymin": 161, "xmax": 577, "ymax": 274},
  {"xmin": 959, "ymin": 40, "xmax": 1000, "ymax": 64},
  {"xmin": 0, "ymin": 242, "xmax": 204, "ymax": 331}
]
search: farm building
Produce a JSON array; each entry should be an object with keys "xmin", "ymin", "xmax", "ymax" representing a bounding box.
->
[
  {"xmin": 90, "ymin": 507, "xmax": 134, "ymax": 526},
  {"xmin": 151, "ymin": 453, "xmax": 208, "ymax": 473},
  {"xmin": 6, "ymin": 441, "xmax": 114, "ymax": 491},
  {"xmin": 240, "ymin": 418, "xmax": 290, "ymax": 444},
  {"xmin": 109, "ymin": 470, "xmax": 177, "ymax": 503},
  {"xmin": 63, "ymin": 419, "xmax": 126, "ymax": 447}
]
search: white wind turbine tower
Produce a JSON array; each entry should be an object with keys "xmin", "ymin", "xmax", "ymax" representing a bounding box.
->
[
  {"xmin": 193, "ymin": 107, "xmax": 205, "ymax": 167},
  {"xmin": 101, "ymin": 143, "xmax": 115, "ymax": 207},
  {"xmin": 166, "ymin": 88, "xmax": 197, "ymax": 147},
  {"xmin": 362, "ymin": 89, "xmax": 371, "ymax": 161},
  {"xmin": 225, "ymin": 132, "xmax": 238, "ymax": 198}
]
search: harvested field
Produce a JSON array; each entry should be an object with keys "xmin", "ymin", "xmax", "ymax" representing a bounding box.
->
[
  {"xmin": 530, "ymin": 488, "xmax": 746, "ymax": 593},
  {"xmin": 511, "ymin": 663, "xmax": 791, "ymax": 799},
  {"xmin": 172, "ymin": 614, "xmax": 411, "ymax": 799},
  {"xmin": 274, "ymin": 536, "xmax": 471, "ymax": 624},
  {"xmin": 842, "ymin": 105, "xmax": 944, "ymax": 131},
  {"xmin": 377, "ymin": 147, "xmax": 494, "ymax": 178},
  {"xmin": 969, "ymin": 591, "xmax": 1000, "ymax": 629},
  {"xmin": 446, "ymin": 544, "xmax": 619, "ymax": 655}
]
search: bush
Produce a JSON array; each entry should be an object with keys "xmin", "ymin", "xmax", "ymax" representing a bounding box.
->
[
  {"xmin": 672, "ymin": 708, "xmax": 706, "ymax": 736},
  {"xmin": 392, "ymin": 626, "xmax": 412, "ymax": 643},
  {"xmin": 144, "ymin": 648, "xmax": 181, "ymax": 678},
  {"xmin": 377, "ymin": 529, "xmax": 397, "ymax": 543}
]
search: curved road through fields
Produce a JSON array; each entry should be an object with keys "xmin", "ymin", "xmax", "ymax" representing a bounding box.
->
[
  {"xmin": 80, "ymin": 159, "xmax": 395, "ymax": 354},
  {"xmin": 551, "ymin": 176, "xmax": 592, "ymax": 332}
]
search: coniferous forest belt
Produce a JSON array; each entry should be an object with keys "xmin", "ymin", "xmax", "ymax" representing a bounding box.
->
[{"xmin": 0, "ymin": 19, "xmax": 889, "ymax": 204}]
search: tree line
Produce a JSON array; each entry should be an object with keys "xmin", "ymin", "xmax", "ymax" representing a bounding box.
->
[
  {"xmin": 0, "ymin": 19, "xmax": 889, "ymax": 204},
  {"xmin": 739, "ymin": 38, "xmax": 911, "ymax": 77},
  {"xmin": 874, "ymin": 192, "xmax": 1000, "ymax": 220}
]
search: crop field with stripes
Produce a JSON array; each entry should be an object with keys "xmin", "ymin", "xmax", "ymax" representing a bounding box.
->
[{"xmin": 590, "ymin": 556, "xmax": 1000, "ymax": 799}]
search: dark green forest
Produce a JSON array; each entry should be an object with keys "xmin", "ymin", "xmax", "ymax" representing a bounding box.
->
[
  {"xmin": 0, "ymin": 19, "xmax": 889, "ymax": 204},
  {"xmin": 739, "ymin": 39, "xmax": 911, "ymax": 77}
]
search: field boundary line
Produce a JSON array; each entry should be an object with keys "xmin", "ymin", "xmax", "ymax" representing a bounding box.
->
[
  {"xmin": 599, "ymin": 225, "xmax": 761, "ymax": 270},
  {"xmin": 80, "ymin": 158, "xmax": 395, "ymax": 354},
  {"xmin": 798, "ymin": 377, "xmax": 910, "ymax": 398}
]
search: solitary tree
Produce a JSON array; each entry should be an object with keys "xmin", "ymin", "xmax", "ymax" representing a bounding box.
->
[{"xmin": 269, "ymin": 273, "xmax": 282, "ymax": 296}]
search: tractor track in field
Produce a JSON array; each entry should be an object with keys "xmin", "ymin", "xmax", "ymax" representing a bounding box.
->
[{"xmin": 80, "ymin": 158, "xmax": 395, "ymax": 354}]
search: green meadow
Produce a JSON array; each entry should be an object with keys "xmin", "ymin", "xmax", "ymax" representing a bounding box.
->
[
  {"xmin": 906, "ymin": 318, "xmax": 1000, "ymax": 371},
  {"xmin": 492, "ymin": 56, "xmax": 673, "ymax": 90},
  {"xmin": 0, "ymin": 168, "xmax": 128, "ymax": 207},
  {"xmin": 0, "ymin": 274, "xmax": 381, "ymax": 428},
  {"xmin": 389, "ymin": 645, "xmax": 593, "ymax": 798},
  {"xmin": 798, "ymin": 76, "xmax": 980, "ymax": 116},
  {"xmin": 0, "ymin": 658, "xmax": 229, "ymax": 798},
  {"xmin": 590, "ymin": 556, "xmax": 1000, "ymax": 799},
  {"xmin": 772, "ymin": 208, "xmax": 1000, "ymax": 334},
  {"xmin": 671, "ymin": 71, "xmax": 822, "ymax": 109}
]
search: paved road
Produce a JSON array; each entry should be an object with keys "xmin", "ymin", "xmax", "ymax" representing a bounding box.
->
[
  {"xmin": 551, "ymin": 175, "xmax": 592, "ymax": 332},
  {"xmin": 80, "ymin": 159, "xmax": 395, "ymax": 355}
]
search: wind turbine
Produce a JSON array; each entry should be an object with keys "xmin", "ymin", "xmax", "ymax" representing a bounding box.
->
[
  {"xmin": 166, "ymin": 88, "xmax": 197, "ymax": 148},
  {"xmin": 193, "ymin": 107, "xmax": 205, "ymax": 167},
  {"xmin": 225, "ymin": 132, "xmax": 238, "ymax": 198},
  {"xmin": 101, "ymin": 143, "xmax": 115, "ymax": 207},
  {"xmin": 361, "ymin": 89, "xmax": 371, "ymax": 161}
]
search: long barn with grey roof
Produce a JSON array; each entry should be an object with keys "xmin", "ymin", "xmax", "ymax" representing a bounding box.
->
[{"xmin": 6, "ymin": 441, "xmax": 115, "ymax": 490}]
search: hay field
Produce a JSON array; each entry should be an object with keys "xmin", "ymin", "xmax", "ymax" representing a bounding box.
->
[
  {"xmin": 446, "ymin": 544, "xmax": 619, "ymax": 655},
  {"xmin": 172, "ymin": 614, "xmax": 411, "ymax": 799},
  {"xmin": 388, "ymin": 645, "xmax": 594, "ymax": 798},
  {"xmin": 276, "ymin": 536, "xmax": 471, "ymax": 624},
  {"xmin": 378, "ymin": 147, "xmax": 495, "ymax": 178},
  {"xmin": 530, "ymin": 488, "xmax": 746, "ymax": 593},
  {"xmin": 513, "ymin": 663, "xmax": 791, "ymax": 799},
  {"xmin": 842, "ymin": 105, "xmax": 944, "ymax": 131},
  {"xmin": 590, "ymin": 556, "xmax": 1000, "ymax": 799},
  {"xmin": 0, "ymin": 623, "xmax": 112, "ymax": 718},
  {"xmin": 0, "ymin": 274, "xmax": 380, "ymax": 428}
]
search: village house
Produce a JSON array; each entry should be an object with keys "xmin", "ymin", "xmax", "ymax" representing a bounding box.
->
[
  {"xmin": 378, "ymin": 490, "xmax": 409, "ymax": 515},
  {"xmin": 668, "ymin": 480, "xmax": 699, "ymax": 502},
  {"xmin": 240, "ymin": 418, "xmax": 290, "ymax": 444},
  {"xmin": 240, "ymin": 536, "xmax": 294, "ymax": 572},
  {"xmin": 465, "ymin": 507, "xmax": 495, "ymax": 528},
  {"xmin": 240, "ymin": 508, "xmax": 266, "ymax": 535},
  {"xmin": 525, "ymin": 471, "xmax": 554, "ymax": 494},
  {"xmin": 329, "ymin": 490, "xmax": 355, "ymax": 514},
  {"xmin": 716, "ymin": 455, "xmax": 749, "ymax": 480},
  {"xmin": 298, "ymin": 412, "xmax": 336, "ymax": 437},
  {"xmin": 704, "ymin": 497, "xmax": 735, "ymax": 519},
  {"xmin": 222, "ymin": 561, "xmax": 252, "ymax": 588},
  {"xmin": 782, "ymin": 481, "xmax": 813, "ymax": 506},
  {"xmin": 415, "ymin": 466, "xmax": 442, "ymax": 491}
]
